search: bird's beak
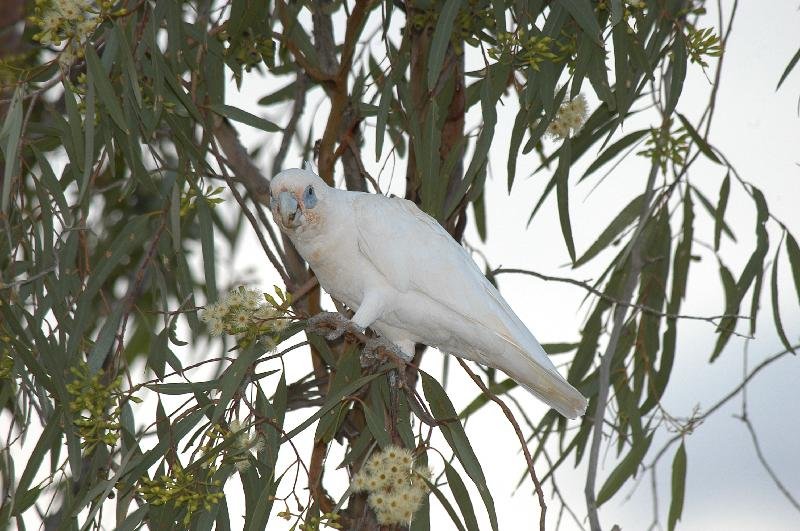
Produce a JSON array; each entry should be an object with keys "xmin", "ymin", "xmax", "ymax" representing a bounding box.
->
[{"xmin": 277, "ymin": 191, "xmax": 301, "ymax": 228}]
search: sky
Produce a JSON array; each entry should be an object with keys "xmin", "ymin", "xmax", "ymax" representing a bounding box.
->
[{"xmin": 220, "ymin": 1, "xmax": 800, "ymax": 530}]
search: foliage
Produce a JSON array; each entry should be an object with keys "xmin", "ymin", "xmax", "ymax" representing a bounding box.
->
[{"xmin": 0, "ymin": 0, "xmax": 798, "ymax": 530}]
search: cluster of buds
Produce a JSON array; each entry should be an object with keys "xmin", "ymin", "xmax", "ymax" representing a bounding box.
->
[
  {"xmin": 547, "ymin": 93, "xmax": 589, "ymax": 140},
  {"xmin": 489, "ymin": 32, "xmax": 558, "ymax": 71},
  {"xmin": 199, "ymin": 286, "xmax": 290, "ymax": 340},
  {"xmin": 351, "ymin": 445, "xmax": 432, "ymax": 526},
  {"xmin": 638, "ymin": 125, "xmax": 690, "ymax": 172},
  {"xmin": 139, "ymin": 463, "xmax": 224, "ymax": 526},
  {"xmin": 66, "ymin": 362, "xmax": 124, "ymax": 454},
  {"xmin": 29, "ymin": 0, "xmax": 125, "ymax": 67},
  {"xmin": 227, "ymin": 418, "xmax": 265, "ymax": 472}
]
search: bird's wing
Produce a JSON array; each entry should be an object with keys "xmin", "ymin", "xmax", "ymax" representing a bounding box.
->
[{"xmin": 351, "ymin": 193, "xmax": 553, "ymax": 369}]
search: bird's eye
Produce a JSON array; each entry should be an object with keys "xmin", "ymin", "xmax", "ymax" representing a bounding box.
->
[{"xmin": 303, "ymin": 185, "xmax": 317, "ymax": 208}]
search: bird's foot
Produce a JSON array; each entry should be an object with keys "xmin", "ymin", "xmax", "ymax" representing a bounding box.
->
[
  {"xmin": 362, "ymin": 336, "xmax": 413, "ymax": 367},
  {"xmin": 306, "ymin": 312, "xmax": 364, "ymax": 341}
]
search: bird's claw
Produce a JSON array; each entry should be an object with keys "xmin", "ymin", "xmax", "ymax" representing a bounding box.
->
[
  {"xmin": 362, "ymin": 337, "xmax": 413, "ymax": 367},
  {"xmin": 306, "ymin": 312, "xmax": 364, "ymax": 341}
]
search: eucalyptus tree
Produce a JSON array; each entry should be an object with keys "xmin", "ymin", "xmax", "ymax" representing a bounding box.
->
[{"xmin": 1, "ymin": 1, "xmax": 798, "ymax": 530}]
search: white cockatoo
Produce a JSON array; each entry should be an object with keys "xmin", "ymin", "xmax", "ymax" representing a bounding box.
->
[{"xmin": 269, "ymin": 168, "xmax": 587, "ymax": 418}]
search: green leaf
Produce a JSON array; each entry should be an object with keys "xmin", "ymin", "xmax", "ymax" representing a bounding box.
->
[
  {"xmin": 507, "ymin": 109, "xmax": 528, "ymax": 192},
  {"xmin": 710, "ymin": 262, "xmax": 738, "ymax": 362},
  {"xmin": 282, "ymin": 371, "xmax": 384, "ymax": 442},
  {"xmin": 315, "ymin": 347, "xmax": 361, "ymax": 443},
  {"xmin": 443, "ymin": 461, "xmax": 480, "ymax": 531},
  {"xmin": 580, "ymin": 129, "xmax": 649, "ymax": 181},
  {"xmin": 714, "ymin": 173, "xmax": 730, "ymax": 250},
  {"xmin": 771, "ymin": 241, "xmax": 797, "ymax": 355},
  {"xmin": 677, "ymin": 113, "xmax": 721, "ymax": 164},
  {"xmin": 85, "ymin": 45, "xmax": 128, "ymax": 133},
  {"xmin": 596, "ymin": 432, "xmax": 654, "ymax": 506},
  {"xmin": 257, "ymin": 82, "xmax": 296, "ymax": 106},
  {"xmin": 197, "ymin": 198, "xmax": 218, "ymax": 302},
  {"xmin": 574, "ymin": 193, "xmax": 645, "ymax": 267},
  {"xmin": 459, "ymin": 379, "xmax": 518, "ymax": 419},
  {"xmin": 243, "ymin": 477, "xmax": 279, "ymax": 531},
  {"xmin": 666, "ymin": 36, "xmax": 686, "ymax": 117},
  {"xmin": 426, "ymin": 479, "xmax": 467, "ymax": 531},
  {"xmin": 610, "ymin": 0, "xmax": 624, "ymax": 26},
  {"xmin": 209, "ymin": 103, "xmax": 281, "ymax": 132},
  {"xmin": 785, "ymin": 233, "xmax": 800, "ymax": 306},
  {"xmin": 375, "ymin": 79, "xmax": 393, "ymax": 160},
  {"xmin": 147, "ymin": 380, "xmax": 222, "ymax": 394},
  {"xmin": 116, "ymin": 504, "xmax": 149, "ymax": 531},
  {"xmin": 427, "ymin": 0, "xmax": 461, "ymax": 88},
  {"xmin": 211, "ymin": 344, "xmax": 267, "ymax": 423},
  {"xmin": 421, "ymin": 371, "xmax": 498, "ymax": 531},
  {"xmin": 667, "ymin": 441, "xmax": 687, "ymax": 531},
  {"xmin": 87, "ymin": 304, "xmax": 124, "ymax": 372},
  {"xmin": 776, "ymin": 45, "xmax": 800, "ymax": 90},
  {"xmin": 559, "ymin": 0, "xmax": 603, "ymax": 45},
  {"xmin": 14, "ymin": 409, "xmax": 62, "ymax": 512},
  {"xmin": 363, "ymin": 390, "xmax": 391, "ymax": 448},
  {"xmin": 692, "ymin": 185, "xmax": 736, "ymax": 242},
  {"xmin": 0, "ymin": 85, "xmax": 23, "ymax": 215},
  {"xmin": 555, "ymin": 139, "xmax": 576, "ymax": 262}
]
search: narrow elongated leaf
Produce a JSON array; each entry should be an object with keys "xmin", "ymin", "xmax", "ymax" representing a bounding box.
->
[
  {"xmin": 282, "ymin": 372, "xmax": 384, "ymax": 442},
  {"xmin": 443, "ymin": 461, "xmax": 480, "ymax": 531},
  {"xmin": 85, "ymin": 46, "xmax": 127, "ymax": 132},
  {"xmin": 785, "ymin": 233, "xmax": 800, "ymax": 305},
  {"xmin": 507, "ymin": 109, "xmax": 528, "ymax": 192},
  {"xmin": 692, "ymin": 186, "xmax": 736, "ymax": 242},
  {"xmin": 559, "ymin": 0, "xmax": 603, "ymax": 44},
  {"xmin": 710, "ymin": 262, "xmax": 738, "ymax": 362},
  {"xmin": 426, "ymin": 480, "xmax": 467, "ymax": 531},
  {"xmin": 580, "ymin": 129, "xmax": 649, "ymax": 181},
  {"xmin": 209, "ymin": 103, "xmax": 280, "ymax": 132},
  {"xmin": 15, "ymin": 409, "xmax": 62, "ymax": 511},
  {"xmin": 555, "ymin": 140, "xmax": 576, "ymax": 262},
  {"xmin": 421, "ymin": 372, "xmax": 498, "ymax": 531},
  {"xmin": 666, "ymin": 36, "xmax": 686, "ymax": 117},
  {"xmin": 714, "ymin": 173, "xmax": 730, "ymax": 250},
  {"xmin": 375, "ymin": 79, "xmax": 393, "ymax": 160},
  {"xmin": 427, "ymin": 0, "xmax": 461, "ymax": 88},
  {"xmin": 0, "ymin": 86, "xmax": 23, "ymax": 215},
  {"xmin": 667, "ymin": 441, "xmax": 687, "ymax": 531},
  {"xmin": 677, "ymin": 113, "xmax": 721, "ymax": 163},
  {"xmin": 197, "ymin": 198, "xmax": 218, "ymax": 302},
  {"xmin": 596, "ymin": 432, "xmax": 654, "ymax": 506},
  {"xmin": 574, "ymin": 193, "xmax": 644, "ymax": 267},
  {"xmin": 776, "ymin": 45, "xmax": 800, "ymax": 90},
  {"xmin": 211, "ymin": 344, "xmax": 267, "ymax": 423},
  {"xmin": 459, "ymin": 379, "xmax": 517, "ymax": 419},
  {"xmin": 771, "ymin": 242, "xmax": 797, "ymax": 355}
]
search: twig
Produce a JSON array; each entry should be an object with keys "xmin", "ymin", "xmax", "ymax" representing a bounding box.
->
[
  {"xmin": 492, "ymin": 268, "xmax": 749, "ymax": 325},
  {"xmin": 738, "ymin": 415, "xmax": 800, "ymax": 513},
  {"xmin": 208, "ymin": 137, "xmax": 292, "ymax": 286},
  {"xmin": 272, "ymin": 72, "xmax": 308, "ymax": 176},
  {"xmin": 456, "ymin": 358, "xmax": 547, "ymax": 531},
  {"xmin": 585, "ymin": 154, "xmax": 661, "ymax": 531}
]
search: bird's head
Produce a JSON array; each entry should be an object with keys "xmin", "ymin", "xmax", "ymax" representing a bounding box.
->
[{"xmin": 269, "ymin": 168, "xmax": 329, "ymax": 234}]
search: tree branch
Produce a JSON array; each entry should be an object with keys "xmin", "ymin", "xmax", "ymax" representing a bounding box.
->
[{"xmin": 585, "ymin": 155, "xmax": 661, "ymax": 531}]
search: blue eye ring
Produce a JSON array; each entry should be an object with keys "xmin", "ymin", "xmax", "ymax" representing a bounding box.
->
[{"xmin": 303, "ymin": 185, "xmax": 317, "ymax": 208}]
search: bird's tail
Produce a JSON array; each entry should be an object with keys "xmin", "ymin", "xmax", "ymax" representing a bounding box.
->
[
  {"xmin": 490, "ymin": 332, "xmax": 588, "ymax": 419},
  {"xmin": 516, "ymin": 364, "xmax": 588, "ymax": 419}
]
